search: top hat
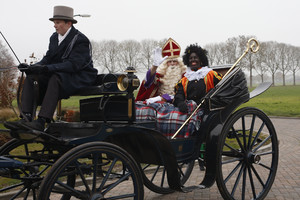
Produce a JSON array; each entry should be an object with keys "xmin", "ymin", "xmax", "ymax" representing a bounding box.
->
[
  {"xmin": 49, "ymin": 6, "xmax": 77, "ymax": 24},
  {"xmin": 162, "ymin": 38, "xmax": 181, "ymax": 59}
]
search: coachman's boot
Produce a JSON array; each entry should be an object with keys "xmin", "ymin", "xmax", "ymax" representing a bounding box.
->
[{"xmin": 4, "ymin": 113, "xmax": 32, "ymax": 130}]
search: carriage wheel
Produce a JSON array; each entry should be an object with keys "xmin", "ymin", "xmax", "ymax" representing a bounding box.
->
[
  {"xmin": 0, "ymin": 138, "xmax": 69, "ymax": 199},
  {"xmin": 216, "ymin": 107, "xmax": 278, "ymax": 200},
  {"xmin": 38, "ymin": 141, "xmax": 144, "ymax": 200},
  {"xmin": 141, "ymin": 159, "xmax": 194, "ymax": 194}
]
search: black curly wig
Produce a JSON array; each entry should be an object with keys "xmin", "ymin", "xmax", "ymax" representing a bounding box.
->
[{"xmin": 182, "ymin": 44, "xmax": 209, "ymax": 67}]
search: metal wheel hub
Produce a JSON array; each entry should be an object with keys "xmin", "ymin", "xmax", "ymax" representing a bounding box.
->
[
  {"xmin": 246, "ymin": 151, "xmax": 261, "ymax": 164},
  {"xmin": 91, "ymin": 192, "xmax": 104, "ymax": 200}
]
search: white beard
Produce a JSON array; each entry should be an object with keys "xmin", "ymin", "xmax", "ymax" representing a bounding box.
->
[{"xmin": 158, "ymin": 65, "xmax": 182, "ymax": 95}]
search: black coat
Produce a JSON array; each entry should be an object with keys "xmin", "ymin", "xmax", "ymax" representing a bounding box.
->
[{"xmin": 37, "ymin": 26, "xmax": 98, "ymax": 98}]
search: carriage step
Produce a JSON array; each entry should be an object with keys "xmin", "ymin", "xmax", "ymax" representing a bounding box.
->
[{"xmin": 181, "ymin": 184, "xmax": 206, "ymax": 192}]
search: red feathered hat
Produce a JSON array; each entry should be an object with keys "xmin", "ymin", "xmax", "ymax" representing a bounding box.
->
[{"xmin": 162, "ymin": 38, "xmax": 181, "ymax": 58}]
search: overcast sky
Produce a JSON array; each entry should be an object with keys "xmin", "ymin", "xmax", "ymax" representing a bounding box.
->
[{"xmin": 1, "ymin": 0, "xmax": 299, "ymax": 65}]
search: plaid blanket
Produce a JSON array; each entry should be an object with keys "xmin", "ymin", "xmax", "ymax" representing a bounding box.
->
[{"xmin": 136, "ymin": 100, "xmax": 203, "ymax": 138}]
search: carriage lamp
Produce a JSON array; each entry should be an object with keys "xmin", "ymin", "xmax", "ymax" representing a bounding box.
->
[
  {"xmin": 117, "ymin": 67, "xmax": 140, "ymax": 122},
  {"xmin": 117, "ymin": 67, "xmax": 140, "ymax": 93}
]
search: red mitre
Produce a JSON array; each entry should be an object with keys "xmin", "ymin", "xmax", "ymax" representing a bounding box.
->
[{"xmin": 162, "ymin": 38, "xmax": 181, "ymax": 58}]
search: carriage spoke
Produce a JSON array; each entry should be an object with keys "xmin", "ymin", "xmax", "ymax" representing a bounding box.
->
[
  {"xmin": 224, "ymin": 143, "xmax": 243, "ymax": 157},
  {"xmin": 241, "ymin": 165, "xmax": 247, "ymax": 200},
  {"xmin": 250, "ymin": 121, "xmax": 265, "ymax": 149},
  {"xmin": 54, "ymin": 180, "xmax": 85, "ymax": 198},
  {"xmin": 178, "ymin": 163, "xmax": 185, "ymax": 176},
  {"xmin": 102, "ymin": 171, "xmax": 132, "ymax": 195},
  {"xmin": 10, "ymin": 185, "xmax": 27, "ymax": 199},
  {"xmin": 241, "ymin": 116, "xmax": 247, "ymax": 151},
  {"xmin": 253, "ymin": 135, "xmax": 271, "ymax": 153},
  {"xmin": 232, "ymin": 126, "xmax": 245, "ymax": 152},
  {"xmin": 222, "ymin": 157, "xmax": 243, "ymax": 165},
  {"xmin": 32, "ymin": 188, "xmax": 37, "ymax": 200},
  {"xmin": 37, "ymin": 164, "xmax": 50, "ymax": 176},
  {"xmin": 142, "ymin": 164, "xmax": 151, "ymax": 170},
  {"xmin": 92, "ymin": 153, "xmax": 100, "ymax": 192},
  {"xmin": 258, "ymin": 162, "xmax": 272, "ymax": 171},
  {"xmin": 75, "ymin": 161, "xmax": 91, "ymax": 194},
  {"xmin": 231, "ymin": 163, "xmax": 245, "ymax": 196},
  {"xmin": 98, "ymin": 158, "xmax": 117, "ymax": 191},
  {"xmin": 23, "ymin": 187, "xmax": 31, "ymax": 199},
  {"xmin": 248, "ymin": 165, "xmax": 257, "ymax": 199},
  {"xmin": 150, "ymin": 165, "xmax": 160, "ymax": 182},
  {"xmin": 257, "ymin": 151, "xmax": 274, "ymax": 156},
  {"xmin": 224, "ymin": 161, "xmax": 242, "ymax": 184},
  {"xmin": 0, "ymin": 181, "xmax": 25, "ymax": 192},
  {"xmin": 161, "ymin": 168, "xmax": 166, "ymax": 187},
  {"xmin": 250, "ymin": 164, "xmax": 266, "ymax": 188},
  {"xmin": 23, "ymin": 143, "xmax": 31, "ymax": 163},
  {"xmin": 247, "ymin": 114, "xmax": 256, "ymax": 149}
]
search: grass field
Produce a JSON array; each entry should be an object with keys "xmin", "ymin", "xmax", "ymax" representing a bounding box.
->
[{"xmin": 241, "ymin": 85, "xmax": 300, "ymax": 117}]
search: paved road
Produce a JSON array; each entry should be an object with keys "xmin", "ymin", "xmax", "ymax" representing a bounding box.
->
[{"xmin": 143, "ymin": 117, "xmax": 300, "ymax": 200}]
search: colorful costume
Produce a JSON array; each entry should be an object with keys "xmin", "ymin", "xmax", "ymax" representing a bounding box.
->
[
  {"xmin": 174, "ymin": 67, "xmax": 222, "ymax": 106},
  {"xmin": 136, "ymin": 38, "xmax": 186, "ymax": 102}
]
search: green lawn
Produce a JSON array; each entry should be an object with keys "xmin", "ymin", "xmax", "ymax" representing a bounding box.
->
[{"xmin": 241, "ymin": 85, "xmax": 300, "ymax": 117}]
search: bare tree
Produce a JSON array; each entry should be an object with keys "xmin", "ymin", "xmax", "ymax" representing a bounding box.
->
[
  {"xmin": 276, "ymin": 43, "xmax": 290, "ymax": 86},
  {"xmin": 139, "ymin": 39, "xmax": 159, "ymax": 71},
  {"xmin": 91, "ymin": 40, "xmax": 120, "ymax": 73},
  {"xmin": 224, "ymin": 37, "xmax": 240, "ymax": 64},
  {"xmin": 118, "ymin": 40, "xmax": 142, "ymax": 72},
  {"xmin": 289, "ymin": 46, "xmax": 300, "ymax": 86},
  {"xmin": 0, "ymin": 40, "xmax": 17, "ymax": 109},
  {"xmin": 254, "ymin": 42, "xmax": 269, "ymax": 83},
  {"xmin": 263, "ymin": 41, "xmax": 279, "ymax": 86},
  {"xmin": 236, "ymin": 35, "xmax": 258, "ymax": 87}
]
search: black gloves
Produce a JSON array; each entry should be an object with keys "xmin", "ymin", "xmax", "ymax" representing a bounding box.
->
[
  {"xmin": 178, "ymin": 102, "xmax": 188, "ymax": 113},
  {"xmin": 18, "ymin": 63, "xmax": 29, "ymax": 72},
  {"xmin": 18, "ymin": 63, "xmax": 48, "ymax": 74},
  {"xmin": 28, "ymin": 64, "xmax": 48, "ymax": 74}
]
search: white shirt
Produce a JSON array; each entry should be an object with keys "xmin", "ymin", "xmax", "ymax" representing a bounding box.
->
[
  {"xmin": 184, "ymin": 66, "xmax": 212, "ymax": 81},
  {"xmin": 58, "ymin": 27, "xmax": 72, "ymax": 45}
]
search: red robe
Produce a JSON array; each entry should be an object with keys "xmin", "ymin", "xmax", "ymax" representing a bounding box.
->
[{"xmin": 135, "ymin": 73, "xmax": 163, "ymax": 101}]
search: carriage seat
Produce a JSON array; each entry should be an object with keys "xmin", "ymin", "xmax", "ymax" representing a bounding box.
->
[
  {"xmin": 56, "ymin": 74, "xmax": 128, "ymax": 120},
  {"xmin": 75, "ymin": 74, "xmax": 126, "ymax": 96}
]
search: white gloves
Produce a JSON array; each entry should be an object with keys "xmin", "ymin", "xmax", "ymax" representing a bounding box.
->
[
  {"xmin": 146, "ymin": 96, "xmax": 162, "ymax": 105},
  {"xmin": 153, "ymin": 47, "xmax": 168, "ymax": 67}
]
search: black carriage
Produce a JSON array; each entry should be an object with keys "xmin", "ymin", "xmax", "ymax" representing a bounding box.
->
[{"xmin": 0, "ymin": 39, "xmax": 278, "ymax": 200}]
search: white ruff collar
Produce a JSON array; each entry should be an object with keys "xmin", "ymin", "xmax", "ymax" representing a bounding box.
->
[{"xmin": 184, "ymin": 66, "xmax": 212, "ymax": 81}]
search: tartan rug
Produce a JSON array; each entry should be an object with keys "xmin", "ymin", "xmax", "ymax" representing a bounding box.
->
[{"xmin": 136, "ymin": 100, "xmax": 203, "ymax": 138}]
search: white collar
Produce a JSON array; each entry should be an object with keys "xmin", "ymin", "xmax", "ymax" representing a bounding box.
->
[
  {"xmin": 184, "ymin": 66, "xmax": 212, "ymax": 81},
  {"xmin": 58, "ymin": 26, "xmax": 72, "ymax": 45}
]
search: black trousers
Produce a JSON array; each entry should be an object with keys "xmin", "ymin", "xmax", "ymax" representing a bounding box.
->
[{"xmin": 21, "ymin": 74, "xmax": 63, "ymax": 120}]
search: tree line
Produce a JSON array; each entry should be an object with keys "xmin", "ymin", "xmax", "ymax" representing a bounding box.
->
[{"xmin": 91, "ymin": 35, "xmax": 300, "ymax": 87}]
